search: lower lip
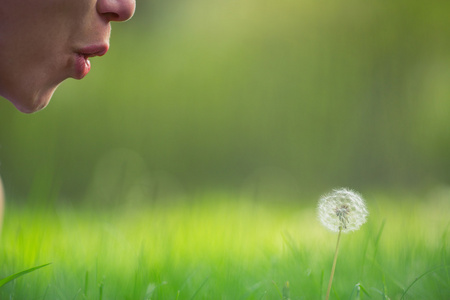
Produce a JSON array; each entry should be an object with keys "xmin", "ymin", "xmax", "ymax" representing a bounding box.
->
[{"xmin": 74, "ymin": 54, "xmax": 91, "ymax": 79}]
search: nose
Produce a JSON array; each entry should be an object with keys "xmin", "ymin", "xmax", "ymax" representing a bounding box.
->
[{"xmin": 97, "ymin": 0, "xmax": 136, "ymax": 22}]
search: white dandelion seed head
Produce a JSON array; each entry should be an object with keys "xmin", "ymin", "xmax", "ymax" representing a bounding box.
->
[{"xmin": 318, "ymin": 188, "xmax": 368, "ymax": 233}]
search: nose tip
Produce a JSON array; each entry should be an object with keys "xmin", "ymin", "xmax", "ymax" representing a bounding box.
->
[{"xmin": 97, "ymin": 0, "xmax": 136, "ymax": 22}]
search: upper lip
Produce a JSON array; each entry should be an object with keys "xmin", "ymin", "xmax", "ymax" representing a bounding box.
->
[{"xmin": 77, "ymin": 44, "xmax": 109, "ymax": 57}]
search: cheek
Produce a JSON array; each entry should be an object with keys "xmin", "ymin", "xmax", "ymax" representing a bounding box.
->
[
  {"xmin": 0, "ymin": 0, "xmax": 98, "ymax": 112},
  {"xmin": 12, "ymin": 1, "xmax": 92, "ymax": 47}
]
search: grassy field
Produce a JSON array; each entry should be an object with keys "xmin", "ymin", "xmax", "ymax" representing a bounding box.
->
[{"xmin": 0, "ymin": 192, "xmax": 449, "ymax": 299}]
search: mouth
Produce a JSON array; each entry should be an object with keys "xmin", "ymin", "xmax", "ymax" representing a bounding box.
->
[{"xmin": 73, "ymin": 44, "xmax": 109, "ymax": 79}]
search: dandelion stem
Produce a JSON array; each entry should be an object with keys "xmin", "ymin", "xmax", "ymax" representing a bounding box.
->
[{"xmin": 325, "ymin": 228, "xmax": 342, "ymax": 300}]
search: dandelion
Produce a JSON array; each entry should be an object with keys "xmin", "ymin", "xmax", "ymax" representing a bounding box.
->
[
  {"xmin": 318, "ymin": 188, "xmax": 368, "ymax": 233},
  {"xmin": 318, "ymin": 188, "xmax": 368, "ymax": 300}
]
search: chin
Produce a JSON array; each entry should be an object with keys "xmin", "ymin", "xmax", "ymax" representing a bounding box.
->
[{"xmin": 9, "ymin": 85, "xmax": 58, "ymax": 114}]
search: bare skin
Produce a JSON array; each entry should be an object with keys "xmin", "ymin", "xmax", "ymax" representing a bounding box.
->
[
  {"xmin": 0, "ymin": 0, "xmax": 136, "ymax": 231},
  {"xmin": 0, "ymin": 0, "xmax": 136, "ymax": 113}
]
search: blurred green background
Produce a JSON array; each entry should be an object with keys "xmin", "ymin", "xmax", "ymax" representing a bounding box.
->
[{"xmin": 1, "ymin": 0, "xmax": 449, "ymax": 203}]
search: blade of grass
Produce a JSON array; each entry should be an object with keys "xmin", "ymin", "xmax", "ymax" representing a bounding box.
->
[
  {"xmin": 358, "ymin": 283, "xmax": 371, "ymax": 298},
  {"xmin": 319, "ymin": 270, "xmax": 324, "ymax": 300},
  {"xmin": 349, "ymin": 283, "xmax": 371, "ymax": 300},
  {"xmin": 0, "ymin": 263, "xmax": 51, "ymax": 287},
  {"xmin": 382, "ymin": 273, "xmax": 389, "ymax": 300},
  {"xmin": 359, "ymin": 233, "xmax": 370, "ymax": 281},
  {"xmin": 442, "ymin": 224, "xmax": 449, "ymax": 285},
  {"xmin": 282, "ymin": 281, "xmax": 290, "ymax": 300},
  {"xmin": 349, "ymin": 283, "xmax": 359, "ymax": 300},
  {"xmin": 400, "ymin": 264, "xmax": 450, "ymax": 299},
  {"xmin": 259, "ymin": 290, "xmax": 267, "ymax": 300},
  {"xmin": 72, "ymin": 288, "xmax": 81, "ymax": 300},
  {"xmin": 98, "ymin": 278, "xmax": 104, "ymax": 300},
  {"xmin": 368, "ymin": 256, "xmax": 404, "ymax": 291},
  {"xmin": 43, "ymin": 284, "xmax": 50, "ymax": 300},
  {"xmin": 84, "ymin": 271, "xmax": 89, "ymax": 299},
  {"xmin": 370, "ymin": 219, "xmax": 386, "ymax": 270},
  {"xmin": 332, "ymin": 286, "xmax": 341, "ymax": 300},
  {"xmin": 189, "ymin": 276, "xmax": 210, "ymax": 300},
  {"xmin": 272, "ymin": 281, "xmax": 283, "ymax": 299},
  {"xmin": 281, "ymin": 231, "xmax": 303, "ymax": 263}
]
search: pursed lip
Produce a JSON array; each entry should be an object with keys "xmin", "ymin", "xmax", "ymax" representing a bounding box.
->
[
  {"xmin": 73, "ymin": 44, "xmax": 109, "ymax": 79},
  {"xmin": 77, "ymin": 44, "xmax": 109, "ymax": 58}
]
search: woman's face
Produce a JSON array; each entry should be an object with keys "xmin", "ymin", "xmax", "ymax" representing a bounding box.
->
[{"xmin": 0, "ymin": 0, "xmax": 135, "ymax": 113}]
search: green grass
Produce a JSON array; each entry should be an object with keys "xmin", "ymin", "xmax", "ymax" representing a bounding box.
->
[{"xmin": 1, "ymin": 193, "xmax": 449, "ymax": 299}]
